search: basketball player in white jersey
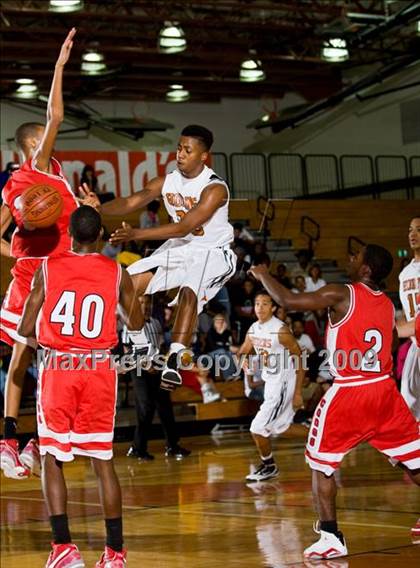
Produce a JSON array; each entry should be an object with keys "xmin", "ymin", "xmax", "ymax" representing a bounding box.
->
[
  {"xmin": 398, "ymin": 216, "xmax": 420, "ymax": 421},
  {"xmin": 237, "ymin": 291, "xmax": 304, "ymax": 482},
  {"xmin": 83, "ymin": 125, "xmax": 236, "ymax": 386}
]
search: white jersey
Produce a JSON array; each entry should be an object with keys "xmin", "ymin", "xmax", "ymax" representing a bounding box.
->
[
  {"xmin": 161, "ymin": 165, "xmax": 233, "ymax": 248},
  {"xmin": 248, "ymin": 316, "xmax": 291, "ymax": 381},
  {"xmin": 399, "ymin": 259, "xmax": 420, "ymax": 325}
]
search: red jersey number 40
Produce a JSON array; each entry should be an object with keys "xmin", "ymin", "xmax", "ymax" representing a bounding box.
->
[{"xmin": 50, "ymin": 290, "xmax": 105, "ymax": 339}]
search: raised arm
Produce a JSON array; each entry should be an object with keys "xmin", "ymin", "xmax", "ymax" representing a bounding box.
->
[
  {"xmin": 18, "ymin": 268, "xmax": 45, "ymax": 337},
  {"xmin": 119, "ymin": 267, "xmax": 143, "ymax": 330},
  {"xmin": 248, "ymin": 264, "xmax": 349, "ymax": 314},
  {"xmin": 0, "ymin": 204, "xmax": 13, "ymax": 257},
  {"xmin": 110, "ymin": 183, "xmax": 227, "ymax": 244},
  {"xmin": 34, "ymin": 28, "xmax": 76, "ymax": 172}
]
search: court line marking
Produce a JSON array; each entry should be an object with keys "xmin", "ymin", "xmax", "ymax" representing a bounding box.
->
[{"xmin": 0, "ymin": 495, "xmax": 413, "ymax": 531}]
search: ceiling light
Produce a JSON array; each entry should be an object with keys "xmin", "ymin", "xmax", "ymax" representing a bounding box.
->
[
  {"xmin": 417, "ymin": 20, "xmax": 420, "ymax": 34},
  {"xmin": 49, "ymin": 0, "xmax": 84, "ymax": 13},
  {"xmin": 82, "ymin": 51, "xmax": 104, "ymax": 63},
  {"xmin": 159, "ymin": 22, "xmax": 187, "ymax": 54},
  {"xmin": 321, "ymin": 38, "xmax": 349, "ymax": 62},
  {"xmin": 261, "ymin": 114, "xmax": 270, "ymax": 122},
  {"xmin": 16, "ymin": 78, "xmax": 35, "ymax": 85},
  {"xmin": 166, "ymin": 86, "xmax": 190, "ymax": 102},
  {"xmin": 14, "ymin": 84, "xmax": 39, "ymax": 99},
  {"xmin": 81, "ymin": 49, "xmax": 107, "ymax": 75},
  {"xmin": 240, "ymin": 58, "xmax": 265, "ymax": 82},
  {"xmin": 81, "ymin": 61, "xmax": 107, "ymax": 75}
]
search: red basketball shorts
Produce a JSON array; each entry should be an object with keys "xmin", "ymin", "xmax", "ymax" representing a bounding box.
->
[
  {"xmin": 305, "ymin": 377, "xmax": 420, "ymax": 476},
  {"xmin": 37, "ymin": 355, "xmax": 118, "ymax": 461},
  {"xmin": 0, "ymin": 257, "xmax": 43, "ymax": 348}
]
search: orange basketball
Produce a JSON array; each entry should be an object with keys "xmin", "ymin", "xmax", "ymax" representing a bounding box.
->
[{"xmin": 21, "ymin": 184, "xmax": 64, "ymax": 229}]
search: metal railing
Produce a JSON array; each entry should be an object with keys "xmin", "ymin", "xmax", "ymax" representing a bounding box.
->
[
  {"xmin": 347, "ymin": 236, "xmax": 367, "ymax": 256},
  {"xmin": 212, "ymin": 151, "xmax": 419, "ymax": 200},
  {"xmin": 301, "ymin": 215, "xmax": 321, "ymax": 253}
]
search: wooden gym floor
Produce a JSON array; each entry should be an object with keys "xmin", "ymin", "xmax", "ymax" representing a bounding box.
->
[{"xmin": 1, "ymin": 428, "xmax": 419, "ymax": 567}]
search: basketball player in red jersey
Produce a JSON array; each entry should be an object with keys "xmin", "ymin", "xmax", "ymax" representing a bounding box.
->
[
  {"xmin": 249, "ymin": 244, "xmax": 420, "ymax": 559},
  {"xmin": 0, "ymin": 29, "xmax": 95, "ymax": 479},
  {"xmin": 18, "ymin": 206, "xmax": 138, "ymax": 567}
]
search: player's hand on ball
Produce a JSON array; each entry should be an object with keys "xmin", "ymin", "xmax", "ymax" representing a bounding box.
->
[
  {"xmin": 56, "ymin": 28, "xmax": 76, "ymax": 67},
  {"xmin": 110, "ymin": 222, "xmax": 135, "ymax": 244},
  {"xmin": 292, "ymin": 392, "xmax": 304, "ymax": 411},
  {"xmin": 248, "ymin": 264, "xmax": 269, "ymax": 281},
  {"xmin": 77, "ymin": 183, "xmax": 101, "ymax": 210}
]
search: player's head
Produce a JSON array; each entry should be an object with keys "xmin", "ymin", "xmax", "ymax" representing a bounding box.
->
[
  {"xmin": 69, "ymin": 206, "xmax": 103, "ymax": 245},
  {"xmin": 15, "ymin": 122, "xmax": 45, "ymax": 157},
  {"xmin": 348, "ymin": 244, "xmax": 393, "ymax": 285},
  {"xmin": 254, "ymin": 291, "xmax": 277, "ymax": 322},
  {"xmin": 177, "ymin": 125, "xmax": 214, "ymax": 176},
  {"xmin": 408, "ymin": 216, "xmax": 420, "ymax": 252}
]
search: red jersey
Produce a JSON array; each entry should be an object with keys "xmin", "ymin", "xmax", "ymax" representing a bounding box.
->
[
  {"xmin": 325, "ymin": 282, "xmax": 394, "ymax": 383},
  {"xmin": 2, "ymin": 157, "xmax": 78, "ymax": 259},
  {"xmin": 37, "ymin": 252, "xmax": 121, "ymax": 351}
]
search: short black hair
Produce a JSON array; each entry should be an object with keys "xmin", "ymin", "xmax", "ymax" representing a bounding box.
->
[
  {"xmin": 363, "ymin": 244, "xmax": 393, "ymax": 284},
  {"xmin": 69, "ymin": 206, "xmax": 102, "ymax": 244},
  {"xmin": 254, "ymin": 291, "xmax": 278, "ymax": 308},
  {"xmin": 181, "ymin": 124, "xmax": 213, "ymax": 150},
  {"xmin": 15, "ymin": 122, "xmax": 44, "ymax": 151}
]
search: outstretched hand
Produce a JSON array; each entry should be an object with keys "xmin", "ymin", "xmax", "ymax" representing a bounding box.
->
[
  {"xmin": 77, "ymin": 183, "xmax": 101, "ymax": 210},
  {"xmin": 56, "ymin": 27, "xmax": 76, "ymax": 67},
  {"xmin": 248, "ymin": 264, "xmax": 269, "ymax": 281},
  {"xmin": 110, "ymin": 222, "xmax": 136, "ymax": 244}
]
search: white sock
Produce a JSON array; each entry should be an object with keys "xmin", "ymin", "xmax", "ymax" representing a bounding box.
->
[{"xmin": 169, "ymin": 342, "xmax": 186, "ymax": 355}]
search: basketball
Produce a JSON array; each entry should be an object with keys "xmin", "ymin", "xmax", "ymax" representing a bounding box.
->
[{"xmin": 21, "ymin": 184, "xmax": 63, "ymax": 228}]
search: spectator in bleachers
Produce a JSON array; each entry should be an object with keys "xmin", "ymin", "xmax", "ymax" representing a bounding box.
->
[
  {"xmin": 80, "ymin": 164, "xmax": 115, "ymax": 203},
  {"xmin": 232, "ymin": 278, "xmax": 257, "ymax": 343},
  {"xmin": 205, "ymin": 313, "xmax": 239, "ymax": 381},
  {"xmin": 292, "ymin": 319, "xmax": 315, "ymax": 354},
  {"xmin": 275, "ymin": 305, "xmax": 287, "ymax": 322},
  {"xmin": 274, "ymin": 263, "xmax": 292, "ymax": 289},
  {"xmin": 292, "ymin": 275, "xmax": 306, "ymax": 294},
  {"xmin": 304, "ymin": 308, "xmax": 327, "ymax": 349},
  {"xmin": 251, "ymin": 242, "xmax": 271, "ymax": 268},
  {"xmin": 139, "ymin": 200, "xmax": 160, "ymax": 229},
  {"xmin": 305, "ymin": 263, "xmax": 326, "ymax": 292},
  {"xmin": 290, "ymin": 249, "xmax": 312, "ymax": 279},
  {"xmin": 233, "ymin": 222, "xmax": 254, "ymax": 253},
  {"xmin": 213, "ymin": 285, "xmax": 231, "ymax": 318},
  {"xmin": 229, "ymin": 246, "xmax": 252, "ymax": 286}
]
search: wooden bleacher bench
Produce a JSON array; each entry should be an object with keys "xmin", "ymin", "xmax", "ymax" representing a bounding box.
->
[{"xmin": 171, "ymin": 379, "xmax": 259, "ymax": 421}]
